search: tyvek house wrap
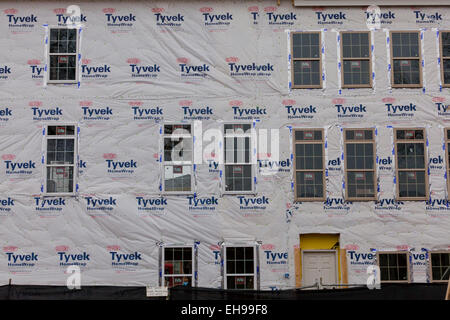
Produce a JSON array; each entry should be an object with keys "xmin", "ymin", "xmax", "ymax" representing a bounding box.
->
[{"xmin": 0, "ymin": 0, "xmax": 449, "ymax": 289}]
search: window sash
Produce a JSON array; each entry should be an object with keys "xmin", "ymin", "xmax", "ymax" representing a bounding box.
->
[
  {"xmin": 224, "ymin": 246, "xmax": 256, "ymax": 290},
  {"xmin": 390, "ymin": 31, "xmax": 422, "ymax": 88},
  {"xmin": 293, "ymin": 129, "xmax": 325, "ymax": 201},
  {"xmin": 429, "ymin": 251, "xmax": 450, "ymax": 283},
  {"xmin": 47, "ymin": 27, "xmax": 79, "ymax": 84},
  {"xmin": 162, "ymin": 124, "xmax": 193, "ymax": 193},
  {"xmin": 394, "ymin": 128, "xmax": 428, "ymax": 200},
  {"xmin": 44, "ymin": 124, "xmax": 77, "ymax": 195},
  {"xmin": 377, "ymin": 252, "xmax": 410, "ymax": 283},
  {"xmin": 162, "ymin": 246, "xmax": 194, "ymax": 288},
  {"xmin": 445, "ymin": 129, "xmax": 450, "ymax": 196},
  {"xmin": 341, "ymin": 32, "xmax": 372, "ymax": 88},
  {"xmin": 440, "ymin": 31, "xmax": 450, "ymax": 87},
  {"xmin": 344, "ymin": 129, "xmax": 376, "ymax": 200},
  {"xmin": 291, "ymin": 32, "xmax": 322, "ymax": 89}
]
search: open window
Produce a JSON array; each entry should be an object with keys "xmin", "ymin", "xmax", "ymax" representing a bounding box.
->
[
  {"xmin": 163, "ymin": 124, "xmax": 193, "ymax": 193},
  {"xmin": 44, "ymin": 124, "xmax": 77, "ymax": 195},
  {"xmin": 47, "ymin": 27, "xmax": 79, "ymax": 84}
]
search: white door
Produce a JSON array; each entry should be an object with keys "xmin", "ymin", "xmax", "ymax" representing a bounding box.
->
[{"xmin": 302, "ymin": 251, "xmax": 337, "ymax": 288}]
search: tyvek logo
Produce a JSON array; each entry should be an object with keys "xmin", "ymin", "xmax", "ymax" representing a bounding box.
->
[
  {"xmin": 327, "ymin": 157, "xmax": 342, "ymax": 172},
  {"xmin": 110, "ymin": 251, "xmax": 142, "ymax": 267},
  {"xmin": 411, "ymin": 251, "xmax": 428, "ymax": 266},
  {"xmin": 180, "ymin": 100, "xmax": 213, "ymax": 121},
  {"xmin": 230, "ymin": 100, "xmax": 266, "ymax": 120},
  {"xmin": 0, "ymin": 107, "xmax": 12, "ymax": 122},
  {"xmin": 347, "ymin": 251, "xmax": 375, "ymax": 266},
  {"xmin": 0, "ymin": 197, "xmax": 14, "ymax": 213},
  {"xmin": 7, "ymin": 252, "xmax": 38, "ymax": 267},
  {"xmin": 0, "ymin": 65, "xmax": 12, "ymax": 80},
  {"xmin": 210, "ymin": 244, "xmax": 221, "ymax": 265},
  {"xmin": 414, "ymin": 10, "xmax": 443, "ymax": 24},
  {"xmin": 201, "ymin": 7, "xmax": 233, "ymax": 26},
  {"xmin": 105, "ymin": 11, "xmax": 136, "ymax": 26},
  {"xmin": 324, "ymin": 198, "xmax": 352, "ymax": 211},
  {"xmin": 429, "ymin": 156, "xmax": 444, "ymax": 170},
  {"xmin": 316, "ymin": 11, "xmax": 346, "ymax": 25},
  {"xmin": 104, "ymin": 153, "xmax": 137, "ymax": 174},
  {"xmin": 136, "ymin": 197, "xmax": 167, "ymax": 212},
  {"xmin": 153, "ymin": 8, "xmax": 184, "ymax": 27},
  {"xmin": 207, "ymin": 159, "xmax": 220, "ymax": 172},
  {"xmin": 31, "ymin": 104, "xmax": 62, "ymax": 121},
  {"xmin": 85, "ymin": 196, "xmax": 117, "ymax": 211},
  {"xmin": 375, "ymin": 198, "xmax": 403, "ymax": 211},
  {"xmin": 55, "ymin": 8, "xmax": 86, "ymax": 26},
  {"xmin": 366, "ymin": 10, "xmax": 395, "ymax": 25},
  {"xmin": 378, "ymin": 157, "xmax": 392, "ymax": 171},
  {"xmin": 78, "ymin": 159, "xmax": 86, "ymax": 175},
  {"xmin": 187, "ymin": 196, "xmax": 218, "ymax": 211},
  {"xmin": 5, "ymin": 8, "xmax": 37, "ymax": 28},
  {"xmin": 58, "ymin": 251, "xmax": 90, "ymax": 267},
  {"xmin": 436, "ymin": 102, "xmax": 450, "ymax": 116},
  {"xmin": 3, "ymin": 154, "xmax": 35, "ymax": 175},
  {"xmin": 285, "ymin": 103, "xmax": 317, "ymax": 120},
  {"xmin": 81, "ymin": 102, "xmax": 113, "ymax": 121},
  {"xmin": 178, "ymin": 58, "xmax": 210, "ymax": 79},
  {"xmin": 130, "ymin": 101, "xmax": 163, "ymax": 121},
  {"xmin": 228, "ymin": 59, "xmax": 274, "ymax": 77},
  {"xmin": 426, "ymin": 199, "xmax": 450, "ymax": 211},
  {"xmin": 34, "ymin": 197, "xmax": 65, "ymax": 212},
  {"xmin": 386, "ymin": 103, "xmax": 416, "ymax": 117},
  {"xmin": 248, "ymin": 6, "xmax": 259, "ymax": 24},
  {"xmin": 335, "ymin": 104, "xmax": 366, "ymax": 119},
  {"xmin": 81, "ymin": 59, "xmax": 111, "ymax": 79},
  {"xmin": 264, "ymin": 251, "xmax": 288, "ymax": 265},
  {"xmin": 258, "ymin": 158, "xmax": 290, "ymax": 173},
  {"xmin": 28, "ymin": 59, "xmax": 44, "ymax": 79},
  {"xmin": 128, "ymin": 58, "xmax": 160, "ymax": 78},
  {"xmin": 266, "ymin": 12, "xmax": 296, "ymax": 25},
  {"xmin": 238, "ymin": 196, "xmax": 269, "ymax": 210}
]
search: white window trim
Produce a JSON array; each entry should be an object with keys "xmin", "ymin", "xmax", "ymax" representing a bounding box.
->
[
  {"xmin": 46, "ymin": 26, "xmax": 80, "ymax": 84},
  {"xmin": 43, "ymin": 123, "xmax": 78, "ymax": 196},
  {"xmin": 162, "ymin": 245, "xmax": 195, "ymax": 287},
  {"xmin": 222, "ymin": 122, "xmax": 256, "ymax": 195},
  {"xmin": 161, "ymin": 122, "xmax": 194, "ymax": 195},
  {"xmin": 223, "ymin": 245, "xmax": 257, "ymax": 290}
]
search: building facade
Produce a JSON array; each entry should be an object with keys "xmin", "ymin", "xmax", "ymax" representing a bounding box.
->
[{"xmin": 0, "ymin": 0, "xmax": 449, "ymax": 290}]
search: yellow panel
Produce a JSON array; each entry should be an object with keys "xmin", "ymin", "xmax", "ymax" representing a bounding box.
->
[{"xmin": 297, "ymin": 234, "xmax": 342, "ymax": 287}]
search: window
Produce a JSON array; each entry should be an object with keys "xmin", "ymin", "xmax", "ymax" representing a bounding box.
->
[
  {"xmin": 293, "ymin": 129, "xmax": 325, "ymax": 201},
  {"xmin": 430, "ymin": 251, "xmax": 450, "ymax": 283},
  {"xmin": 377, "ymin": 252, "xmax": 410, "ymax": 283},
  {"xmin": 163, "ymin": 124, "xmax": 193, "ymax": 193},
  {"xmin": 440, "ymin": 31, "xmax": 450, "ymax": 87},
  {"xmin": 45, "ymin": 125, "xmax": 77, "ymax": 194},
  {"xmin": 344, "ymin": 129, "xmax": 376, "ymax": 200},
  {"xmin": 394, "ymin": 128, "xmax": 428, "ymax": 200},
  {"xmin": 163, "ymin": 247, "xmax": 193, "ymax": 288},
  {"xmin": 48, "ymin": 28, "xmax": 79, "ymax": 83},
  {"xmin": 446, "ymin": 129, "xmax": 450, "ymax": 193},
  {"xmin": 224, "ymin": 246, "xmax": 256, "ymax": 290},
  {"xmin": 291, "ymin": 32, "xmax": 322, "ymax": 88},
  {"xmin": 341, "ymin": 32, "xmax": 372, "ymax": 88},
  {"xmin": 390, "ymin": 31, "xmax": 422, "ymax": 87},
  {"xmin": 224, "ymin": 124, "xmax": 253, "ymax": 193}
]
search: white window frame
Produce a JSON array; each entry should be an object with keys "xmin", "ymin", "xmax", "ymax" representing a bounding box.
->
[
  {"xmin": 223, "ymin": 245, "xmax": 257, "ymax": 290},
  {"xmin": 43, "ymin": 123, "xmax": 78, "ymax": 196},
  {"xmin": 46, "ymin": 26, "xmax": 80, "ymax": 84},
  {"xmin": 223, "ymin": 123, "xmax": 255, "ymax": 195},
  {"xmin": 162, "ymin": 122, "xmax": 194, "ymax": 195},
  {"xmin": 162, "ymin": 245, "xmax": 195, "ymax": 288}
]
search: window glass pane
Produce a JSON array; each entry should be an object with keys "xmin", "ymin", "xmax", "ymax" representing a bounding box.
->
[
  {"xmin": 293, "ymin": 60, "xmax": 320, "ymax": 86},
  {"xmin": 164, "ymin": 165, "xmax": 191, "ymax": 192},
  {"xmin": 343, "ymin": 60, "xmax": 370, "ymax": 86},
  {"xmin": 393, "ymin": 59, "xmax": 421, "ymax": 85},
  {"xmin": 293, "ymin": 33, "xmax": 320, "ymax": 59},
  {"xmin": 225, "ymin": 165, "xmax": 252, "ymax": 192},
  {"xmin": 46, "ymin": 166, "xmax": 73, "ymax": 193}
]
